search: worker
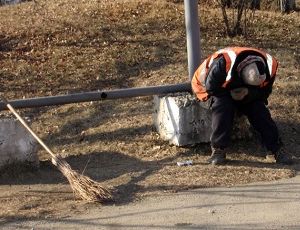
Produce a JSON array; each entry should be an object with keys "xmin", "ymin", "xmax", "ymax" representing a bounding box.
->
[{"xmin": 191, "ymin": 47, "xmax": 293, "ymax": 165}]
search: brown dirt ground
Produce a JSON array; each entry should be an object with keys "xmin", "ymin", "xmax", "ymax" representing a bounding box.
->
[{"xmin": 0, "ymin": 0, "xmax": 299, "ymax": 222}]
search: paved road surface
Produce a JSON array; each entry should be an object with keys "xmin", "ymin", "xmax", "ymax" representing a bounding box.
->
[{"xmin": 3, "ymin": 174, "xmax": 300, "ymax": 229}]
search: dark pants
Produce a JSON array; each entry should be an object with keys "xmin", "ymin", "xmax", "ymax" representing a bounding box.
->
[{"xmin": 210, "ymin": 95, "xmax": 280, "ymax": 153}]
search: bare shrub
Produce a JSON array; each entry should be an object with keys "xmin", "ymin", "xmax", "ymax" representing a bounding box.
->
[{"xmin": 214, "ymin": 0, "xmax": 258, "ymax": 37}]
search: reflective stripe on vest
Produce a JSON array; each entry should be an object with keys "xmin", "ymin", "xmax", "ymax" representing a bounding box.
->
[
  {"xmin": 211, "ymin": 48, "xmax": 237, "ymax": 82},
  {"xmin": 191, "ymin": 47, "xmax": 278, "ymax": 101},
  {"xmin": 218, "ymin": 48, "xmax": 277, "ymax": 82}
]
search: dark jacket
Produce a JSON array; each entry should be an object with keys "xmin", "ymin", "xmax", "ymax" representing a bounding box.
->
[{"xmin": 205, "ymin": 54, "xmax": 275, "ymax": 104}]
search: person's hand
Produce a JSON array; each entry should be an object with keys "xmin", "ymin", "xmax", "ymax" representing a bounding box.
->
[{"xmin": 230, "ymin": 87, "xmax": 249, "ymax": 101}]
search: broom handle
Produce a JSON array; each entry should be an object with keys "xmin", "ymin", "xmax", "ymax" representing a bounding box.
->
[{"xmin": 1, "ymin": 95, "xmax": 59, "ymax": 163}]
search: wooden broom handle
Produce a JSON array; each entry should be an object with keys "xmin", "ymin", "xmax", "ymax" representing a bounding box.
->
[{"xmin": 1, "ymin": 95, "xmax": 59, "ymax": 162}]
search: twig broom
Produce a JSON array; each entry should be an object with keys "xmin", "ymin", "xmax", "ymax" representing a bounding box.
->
[{"xmin": 1, "ymin": 95, "xmax": 112, "ymax": 202}]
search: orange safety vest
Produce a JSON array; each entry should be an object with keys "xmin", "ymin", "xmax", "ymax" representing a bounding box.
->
[{"xmin": 191, "ymin": 47, "xmax": 279, "ymax": 101}]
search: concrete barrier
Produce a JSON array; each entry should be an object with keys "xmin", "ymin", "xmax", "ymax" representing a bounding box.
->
[
  {"xmin": 0, "ymin": 119, "xmax": 39, "ymax": 169},
  {"xmin": 153, "ymin": 93, "xmax": 252, "ymax": 146}
]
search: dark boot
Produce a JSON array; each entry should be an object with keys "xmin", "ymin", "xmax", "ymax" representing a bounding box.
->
[
  {"xmin": 207, "ymin": 147, "xmax": 226, "ymax": 165},
  {"xmin": 274, "ymin": 149, "xmax": 294, "ymax": 165}
]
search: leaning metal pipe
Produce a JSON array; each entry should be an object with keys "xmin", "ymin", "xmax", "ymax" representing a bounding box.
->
[{"xmin": 0, "ymin": 82, "xmax": 192, "ymax": 111}]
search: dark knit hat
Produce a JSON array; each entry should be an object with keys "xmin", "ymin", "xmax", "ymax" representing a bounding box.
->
[{"xmin": 237, "ymin": 56, "xmax": 266, "ymax": 85}]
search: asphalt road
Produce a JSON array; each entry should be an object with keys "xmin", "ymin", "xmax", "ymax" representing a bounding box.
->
[{"xmin": 4, "ymin": 174, "xmax": 300, "ymax": 230}]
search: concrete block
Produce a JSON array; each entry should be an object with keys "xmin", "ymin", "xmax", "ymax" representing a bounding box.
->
[
  {"xmin": 153, "ymin": 93, "xmax": 252, "ymax": 146},
  {"xmin": 0, "ymin": 119, "xmax": 39, "ymax": 169},
  {"xmin": 153, "ymin": 93, "xmax": 212, "ymax": 146}
]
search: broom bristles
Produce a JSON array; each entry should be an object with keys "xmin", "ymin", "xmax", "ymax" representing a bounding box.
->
[
  {"xmin": 1, "ymin": 96, "xmax": 112, "ymax": 203},
  {"xmin": 66, "ymin": 170, "xmax": 112, "ymax": 202},
  {"xmin": 55, "ymin": 156, "xmax": 112, "ymax": 202}
]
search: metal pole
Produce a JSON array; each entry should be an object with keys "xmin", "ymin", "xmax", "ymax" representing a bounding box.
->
[
  {"xmin": 0, "ymin": 82, "xmax": 192, "ymax": 111},
  {"xmin": 184, "ymin": 0, "xmax": 201, "ymax": 80},
  {"xmin": 280, "ymin": 0, "xmax": 284, "ymax": 11}
]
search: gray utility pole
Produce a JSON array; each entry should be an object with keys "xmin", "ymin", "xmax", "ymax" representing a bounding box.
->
[{"xmin": 184, "ymin": 0, "xmax": 201, "ymax": 80}]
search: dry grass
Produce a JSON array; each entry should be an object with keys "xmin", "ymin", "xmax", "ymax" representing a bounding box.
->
[{"xmin": 0, "ymin": 0, "xmax": 299, "ymax": 220}]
